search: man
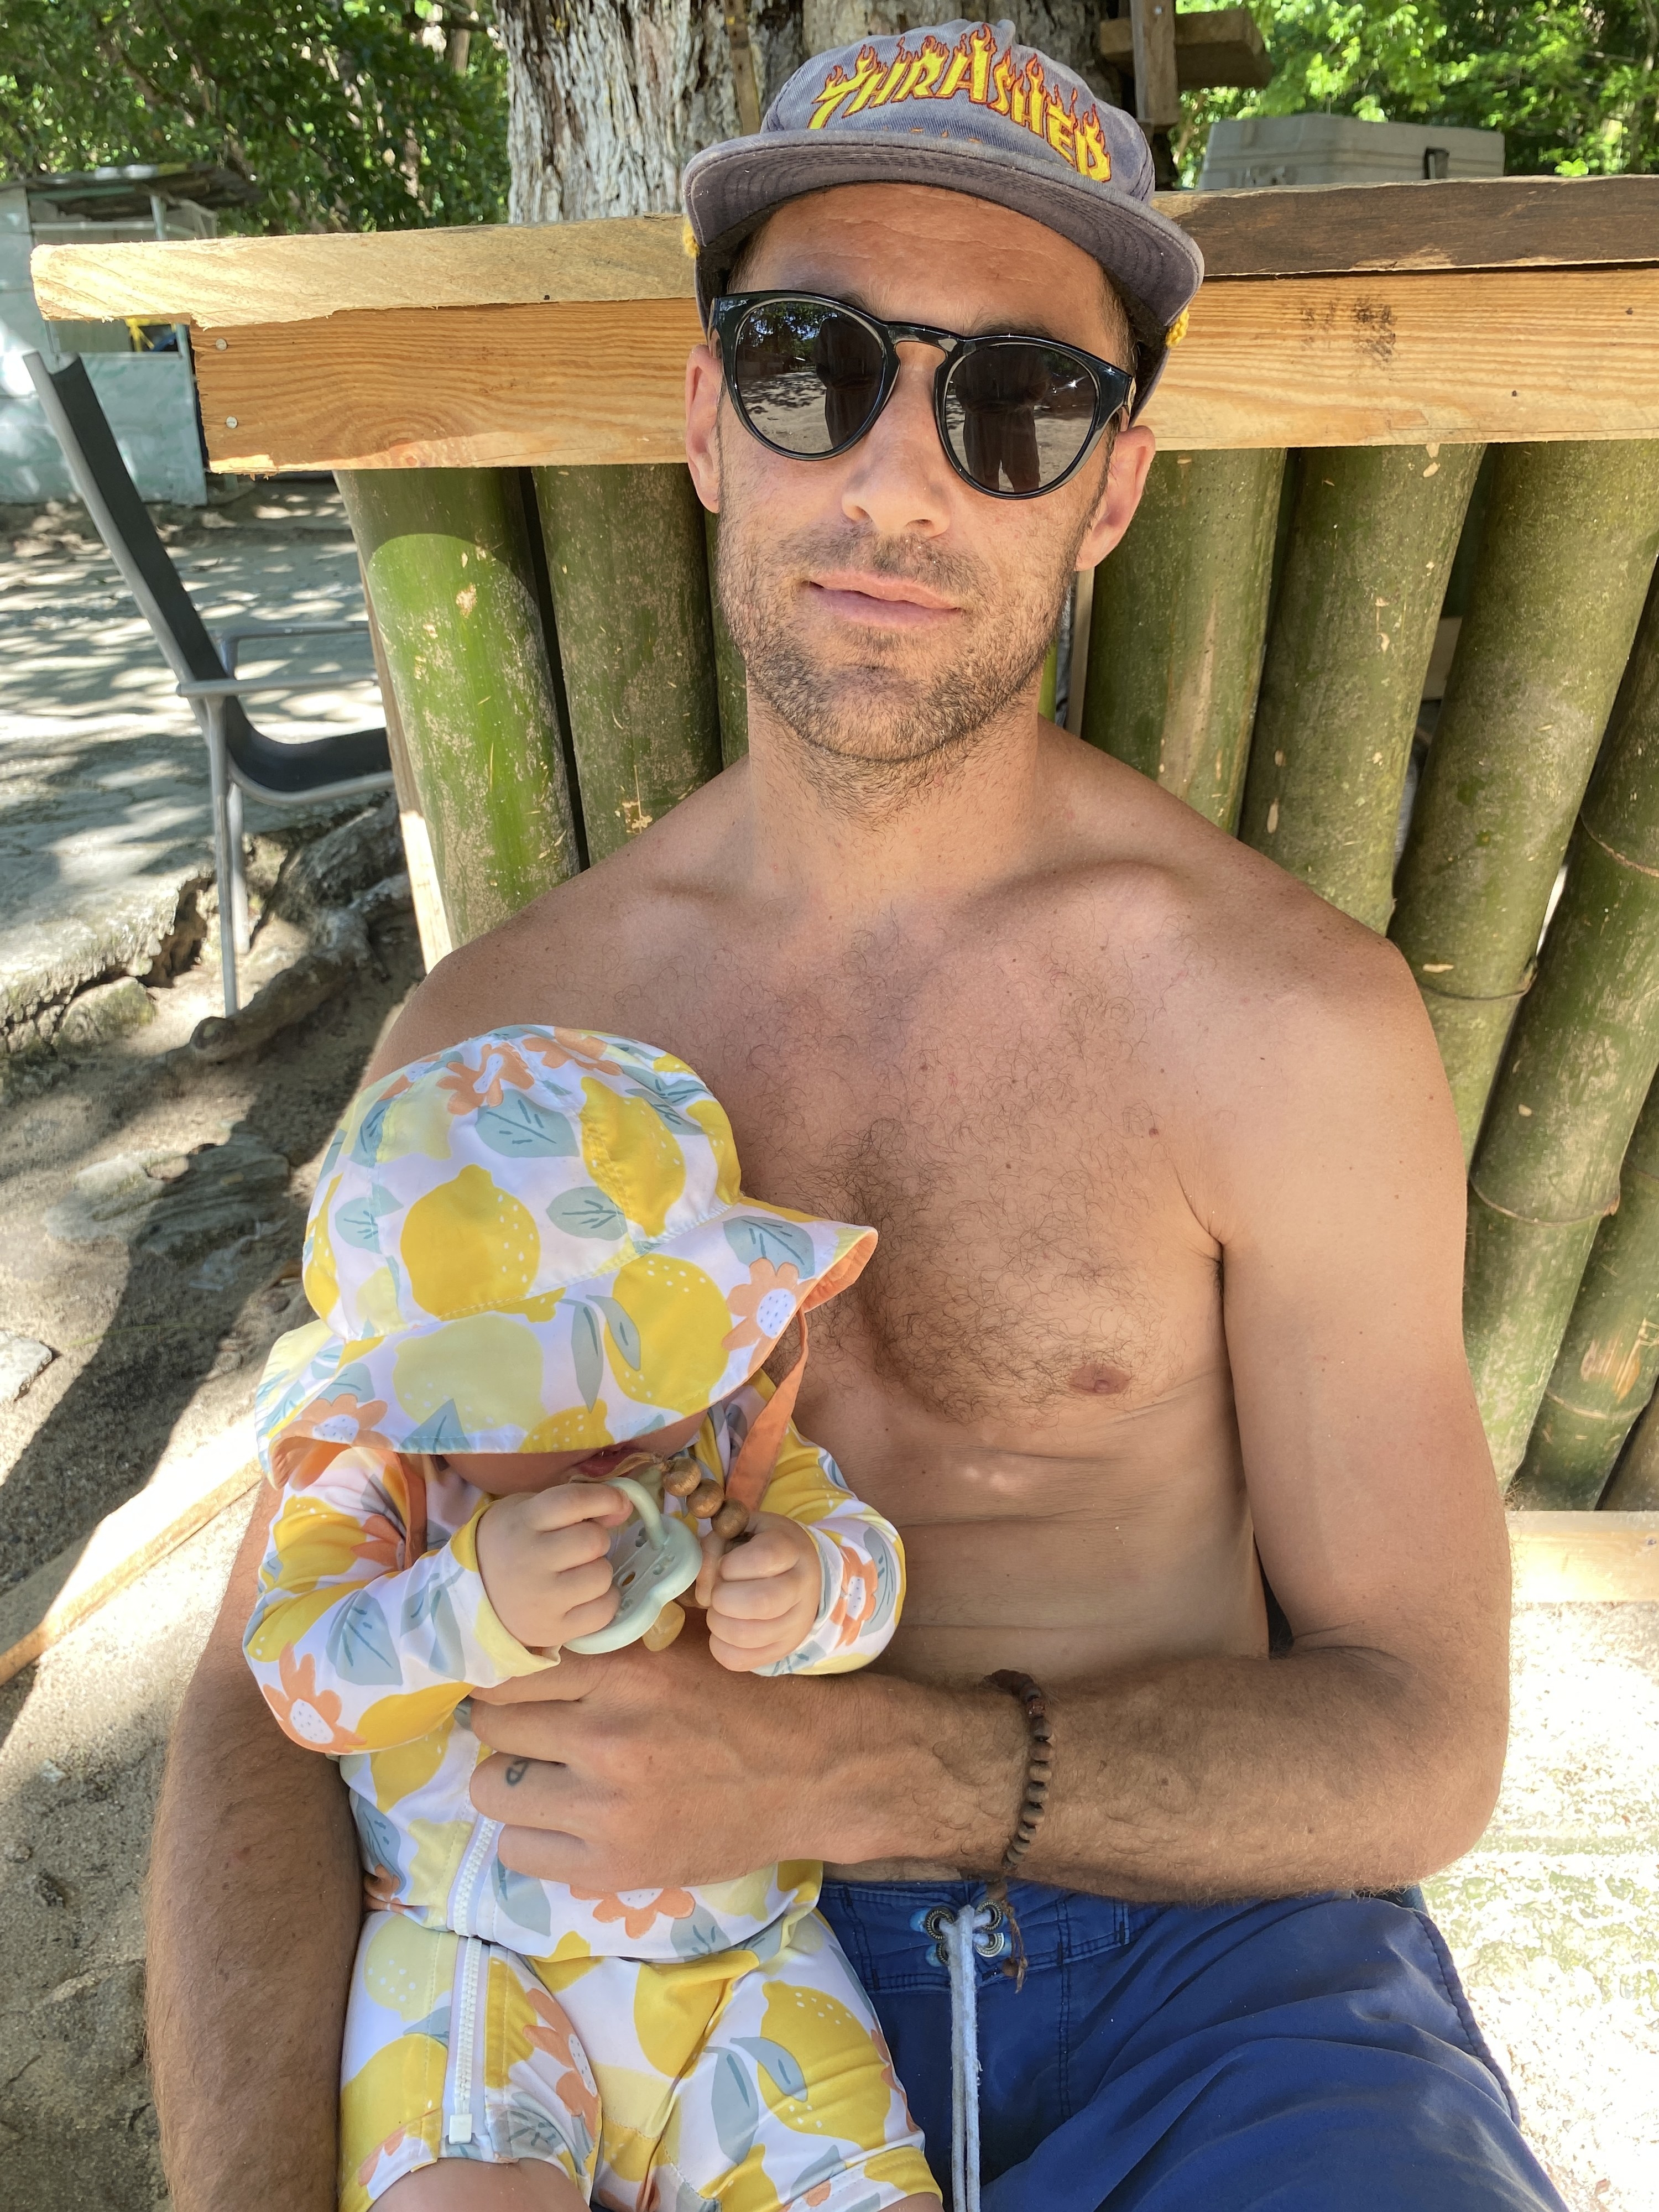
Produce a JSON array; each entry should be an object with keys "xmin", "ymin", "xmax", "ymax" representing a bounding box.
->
[{"xmin": 148, "ymin": 22, "xmax": 1561, "ymax": 2211}]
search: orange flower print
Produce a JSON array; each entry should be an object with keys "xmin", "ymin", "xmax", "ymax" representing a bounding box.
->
[
  {"xmin": 262, "ymin": 1646, "xmax": 366, "ymax": 1753},
  {"xmin": 525, "ymin": 1987, "xmax": 601, "ymax": 2137},
  {"xmin": 437, "ymin": 1039, "xmax": 536, "ymax": 1114},
  {"xmin": 354, "ymin": 1511, "xmax": 407, "ymax": 1575},
  {"xmin": 723, "ymin": 1258, "xmax": 802, "ymax": 1353},
  {"xmin": 288, "ymin": 1389, "xmax": 391, "ymax": 1463},
  {"xmin": 520, "ymin": 1029, "xmax": 624, "ymax": 1080},
  {"xmin": 567, "ymin": 1887, "xmax": 697, "ymax": 1941},
  {"xmin": 362, "ymin": 1864, "xmax": 406, "ymax": 1914},
  {"xmin": 830, "ymin": 1554, "xmax": 879, "ymax": 1650},
  {"xmin": 358, "ymin": 2125, "xmax": 411, "ymax": 2190}
]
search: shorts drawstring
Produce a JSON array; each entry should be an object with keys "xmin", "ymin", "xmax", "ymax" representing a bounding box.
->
[{"xmin": 937, "ymin": 1898, "xmax": 1008, "ymax": 2212}]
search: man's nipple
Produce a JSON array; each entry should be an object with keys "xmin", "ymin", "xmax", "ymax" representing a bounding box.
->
[{"xmin": 1070, "ymin": 1361, "xmax": 1132, "ymax": 1397}]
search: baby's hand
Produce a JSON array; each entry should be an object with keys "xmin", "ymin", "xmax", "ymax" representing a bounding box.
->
[
  {"xmin": 697, "ymin": 1512, "xmax": 821, "ymax": 1673},
  {"xmin": 476, "ymin": 1483, "xmax": 631, "ymax": 1654}
]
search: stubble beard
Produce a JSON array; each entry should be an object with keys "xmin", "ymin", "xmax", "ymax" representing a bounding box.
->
[{"xmin": 715, "ymin": 450, "xmax": 1099, "ymax": 817}]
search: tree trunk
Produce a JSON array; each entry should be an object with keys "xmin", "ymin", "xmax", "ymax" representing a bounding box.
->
[{"xmin": 803, "ymin": 3, "xmax": 1112, "ymax": 89}]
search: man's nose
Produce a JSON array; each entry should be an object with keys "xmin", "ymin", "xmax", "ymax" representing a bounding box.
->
[{"xmin": 837, "ymin": 341, "xmax": 954, "ymax": 538}]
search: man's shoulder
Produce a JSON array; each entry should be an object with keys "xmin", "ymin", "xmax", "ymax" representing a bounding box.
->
[
  {"xmin": 366, "ymin": 770, "xmax": 740, "ymax": 1081},
  {"xmin": 1047, "ymin": 733, "xmax": 1432, "ymax": 1074}
]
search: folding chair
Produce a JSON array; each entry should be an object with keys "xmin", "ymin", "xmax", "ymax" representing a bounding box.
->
[{"xmin": 24, "ymin": 351, "xmax": 394, "ymax": 1016}]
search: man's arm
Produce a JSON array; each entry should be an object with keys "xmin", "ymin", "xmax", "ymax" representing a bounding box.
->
[
  {"xmin": 147, "ymin": 1485, "xmax": 361, "ymax": 2210},
  {"xmin": 465, "ymin": 935, "xmax": 1509, "ymax": 1902}
]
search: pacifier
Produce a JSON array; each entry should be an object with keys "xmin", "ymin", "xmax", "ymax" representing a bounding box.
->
[{"xmin": 561, "ymin": 1472, "xmax": 703, "ymax": 1655}]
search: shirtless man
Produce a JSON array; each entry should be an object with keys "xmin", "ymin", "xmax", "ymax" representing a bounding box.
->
[{"xmin": 147, "ymin": 24, "xmax": 1562, "ymax": 2212}]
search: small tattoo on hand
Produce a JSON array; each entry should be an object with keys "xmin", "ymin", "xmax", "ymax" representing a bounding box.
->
[{"xmin": 504, "ymin": 1759, "xmax": 530, "ymax": 1786}]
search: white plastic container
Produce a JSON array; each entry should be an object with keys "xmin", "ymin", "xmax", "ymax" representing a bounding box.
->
[{"xmin": 1198, "ymin": 113, "xmax": 1504, "ymax": 190}]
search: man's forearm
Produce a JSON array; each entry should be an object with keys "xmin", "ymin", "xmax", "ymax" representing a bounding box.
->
[
  {"xmin": 852, "ymin": 1646, "xmax": 1504, "ymax": 1900},
  {"xmin": 147, "ymin": 1498, "xmax": 361, "ymax": 2211}
]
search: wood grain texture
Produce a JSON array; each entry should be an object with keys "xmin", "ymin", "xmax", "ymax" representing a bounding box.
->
[
  {"xmin": 32, "ymin": 179, "xmax": 1659, "ymax": 334},
  {"xmin": 1508, "ymin": 1511, "xmax": 1659, "ymax": 1601},
  {"xmin": 189, "ymin": 268, "xmax": 1659, "ymax": 473},
  {"xmin": 1161, "ymin": 174, "xmax": 1659, "ymax": 279},
  {"xmin": 1101, "ymin": 7, "xmax": 1271, "ymax": 91},
  {"xmin": 0, "ymin": 1421, "xmax": 259, "ymax": 1687},
  {"xmin": 33, "ymin": 210, "xmax": 693, "ymax": 328}
]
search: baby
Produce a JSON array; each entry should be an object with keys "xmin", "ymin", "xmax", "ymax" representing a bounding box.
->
[{"xmin": 247, "ymin": 1026, "xmax": 941, "ymax": 2212}]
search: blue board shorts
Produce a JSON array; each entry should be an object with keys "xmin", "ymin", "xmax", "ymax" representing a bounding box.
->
[{"xmin": 819, "ymin": 1880, "xmax": 1567, "ymax": 2212}]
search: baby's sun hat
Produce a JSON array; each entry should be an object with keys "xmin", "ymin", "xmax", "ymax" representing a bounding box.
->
[{"xmin": 257, "ymin": 1027, "xmax": 875, "ymax": 1488}]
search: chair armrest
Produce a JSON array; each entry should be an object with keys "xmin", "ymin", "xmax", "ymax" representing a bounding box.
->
[
  {"xmin": 179, "ymin": 673, "xmax": 373, "ymax": 701},
  {"xmin": 212, "ymin": 619, "xmax": 372, "ymax": 676}
]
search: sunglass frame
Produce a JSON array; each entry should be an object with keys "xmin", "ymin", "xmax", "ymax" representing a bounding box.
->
[{"xmin": 709, "ymin": 291, "xmax": 1137, "ymax": 502}]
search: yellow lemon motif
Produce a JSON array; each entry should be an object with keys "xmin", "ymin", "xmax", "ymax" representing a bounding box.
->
[
  {"xmin": 382, "ymin": 1082, "xmax": 456, "ymax": 1164},
  {"xmin": 755, "ymin": 1983, "xmax": 894, "ymax": 2149},
  {"xmin": 521, "ymin": 1405, "xmax": 614, "ymax": 1454},
  {"xmin": 305, "ymin": 1176, "xmax": 342, "ymax": 1319},
  {"xmin": 408, "ymin": 1815, "xmax": 465, "ymax": 1905},
  {"xmin": 400, "ymin": 1165, "xmax": 540, "ymax": 1317},
  {"xmin": 361, "ymin": 1914, "xmax": 446, "ymax": 2022},
  {"xmin": 369, "ymin": 1715, "xmax": 453, "ymax": 1812},
  {"xmin": 716, "ymin": 2143, "xmax": 786, "ymax": 2212},
  {"xmin": 341, "ymin": 2033, "xmax": 446, "ymax": 2210},
  {"xmin": 485, "ymin": 1958, "xmax": 539, "ymax": 2088},
  {"xmin": 687, "ymin": 1096, "xmax": 742, "ymax": 1201},
  {"xmin": 528, "ymin": 1931, "xmax": 600, "ymax": 1991},
  {"xmin": 608, "ymin": 1255, "xmax": 731, "ymax": 1413},
  {"xmin": 581, "ymin": 1080, "xmax": 686, "ymax": 1236},
  {"xmin": 632, "ymin": 1954, "xmax": 731, "ymax": 2078},
  {"xmin": 354, "ymin": 1265, "xmax": 405, "ymax": 1335},
  {"xmin": 393, "ymin": 1312, "xmax": 545, "ymax": 1436}
]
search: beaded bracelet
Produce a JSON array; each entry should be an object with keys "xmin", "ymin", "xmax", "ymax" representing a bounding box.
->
[{"xmin": 986, "ymin": 1668, "xmax": 1053, "ymax": 1877}]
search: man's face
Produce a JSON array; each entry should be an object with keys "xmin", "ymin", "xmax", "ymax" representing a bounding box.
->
[{"xmin": 684, "ymin": 182, "xmax": 1155, "ymax": 801}]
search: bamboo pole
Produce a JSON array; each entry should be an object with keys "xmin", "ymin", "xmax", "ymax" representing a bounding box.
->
[
  {"xmin": 532, "ymin": 465, "xmax": 724, "ymax": 860},
  {"xmin": 1603, "ymin": 1394, "xmax": 1659, "ymax": 1509},
  {"xmin": 1239, "ymin": 443, "xmax": 1482, "ymax": 929},
  {"xmin": 1390, "ymin": 443, "xmax": 1659, "ymax": 1156},
  {"xmin": 1082, "ymin": 447, "xmax": 1283, "ymax": 831},
  {"xmin": 1514, "ymin": 1072, "xmax": 1659, "ymax": 1506},
  {"xmin": 337, "ymin": 467, "xmax": 580, "ymax": 947},
  {"xmin": 703, "ymin": 509, "xmax": 749, "ymax": 765},
  {"xmin": 1464, "ymin": 575, "xmax": 1659, "ymax": 1481}
]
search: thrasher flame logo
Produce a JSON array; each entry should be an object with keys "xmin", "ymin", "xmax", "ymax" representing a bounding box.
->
[{"xmin": 807, "ymin": 23, "xmax": 1113, "ymax": 184}]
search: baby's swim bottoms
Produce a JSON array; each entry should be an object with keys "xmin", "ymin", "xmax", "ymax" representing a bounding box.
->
[{"xmin": 341, "ymin": 1905, "xmax": 938, "ymax": 2211}]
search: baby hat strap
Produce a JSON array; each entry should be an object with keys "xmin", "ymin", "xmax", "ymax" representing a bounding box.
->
[{"xmin": 725, "ymin": 1307, "xmax": 811, "ymax": 1515}]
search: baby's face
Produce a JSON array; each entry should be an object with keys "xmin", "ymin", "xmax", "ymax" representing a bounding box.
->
[{"xmin": 444, "ymin": 1408, "xmax": 708, "ymax": 1494}]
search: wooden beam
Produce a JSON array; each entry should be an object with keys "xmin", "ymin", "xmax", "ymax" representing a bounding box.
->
[
  {"xmin": 1130, "ymin": 0, "xmax": 1182, "ymax": 131},
  {"xmin": 32, "ymin": 210, "xmax": 692, "ymax": 330},
  {"xmin": 1102, "ymin": 5, "xmax": 1272, "ymax": 92},
  {"xmin": 180, "ymin": 265, "xmax": 1659, "ymax": 473},
  {"xmin": 1165, "ymin": 175, "xmax": 1659, "ymax": 279},
  {"xmin": 0, "ymin": 1421, "xmax": 260, "ymax": 1687},
  {"xmin": 1508, "ymin": 1511, "xmax": 1659, "ymax": 1603},
  {"xmin": 32, "ymin": 179, "xmax": 1659, "ymax": 336}
]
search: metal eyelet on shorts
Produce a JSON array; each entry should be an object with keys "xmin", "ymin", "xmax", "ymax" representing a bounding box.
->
[{"xmin": 919, "ymin": 1900, "xmax": 1009, "ymax": 1966}]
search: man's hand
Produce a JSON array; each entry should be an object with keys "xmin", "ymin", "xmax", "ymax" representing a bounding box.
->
[
  {"xmin": 467, "ymin": 1622, "xmax": 1020, "ymax": 1888},
  {"xmin": 696, "ymin": 1512, "xmax": 821, "ymax": 1671},
  {"xmin": 476, "ymin": 1483, "xmax": 631, "ymax": 1652}
]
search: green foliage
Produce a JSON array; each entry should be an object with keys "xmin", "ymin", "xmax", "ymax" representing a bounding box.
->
[
  {"xmin": 1178, "ymin": 1, "xmax": 1659, "ymax": 181},
  {"xmin": 0, "ymin": 1, "xmax": 509, "ymax": 232}
]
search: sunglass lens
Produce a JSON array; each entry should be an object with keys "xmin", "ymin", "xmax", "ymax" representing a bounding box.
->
[
  {"xmin": 941, "ymin": 342, "xmax": 1100, "ymax": 495},
  {"xmin": 731, "ymin": 300, "xmax": 887, "ymax": 457}
]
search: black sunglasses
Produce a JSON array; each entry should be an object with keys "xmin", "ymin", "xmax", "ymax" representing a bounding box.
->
[{"xmin": 709, "ymin": 291, "xmax": 1136, "ymax": 501}]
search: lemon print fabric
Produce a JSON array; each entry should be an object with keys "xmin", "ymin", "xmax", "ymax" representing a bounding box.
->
[{"xmin": 258, "ymin": 1026, "xmax": 878, "ymax": 1480}]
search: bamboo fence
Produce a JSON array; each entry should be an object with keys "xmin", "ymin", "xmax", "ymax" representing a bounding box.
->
[{"xmin": 32, "ymin": 176, "xmax": 1659, "ymax": 1540}]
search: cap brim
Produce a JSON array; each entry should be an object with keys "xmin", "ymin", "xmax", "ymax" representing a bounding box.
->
[{"xmin": 683, "ymin": 129, "xmax": 1203, "ymax": 353}]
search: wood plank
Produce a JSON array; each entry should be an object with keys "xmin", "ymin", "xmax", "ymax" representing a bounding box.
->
[
  {"xmin": 188, "ymin": 266, "xmax": 1659, "ymax": 473},
  {"xmin": 32, "ymin": 210, "xmax": 693, "ymax": 330},
  {"xmin": 32, "ymin": 177, "xmax": 1659, "ymax": 337},
  {"xmin": 1161, "ymin": 174, "xmax": 1659, "ymax": 279},
  {"xmin": 1509, "ymin": 1511, "xmax": 1659, "ymax": 1603},
  {"xmin": 1130, "ymin": 0, "xmax": 1182, "ymax": 129},
  {"xmin": 0, "ymin": 1420, "xmax": 260, "ymax": 1687},
  {"xmin": 1101, "ymin": 7, "xmax": 1272, "ymax": 92}
]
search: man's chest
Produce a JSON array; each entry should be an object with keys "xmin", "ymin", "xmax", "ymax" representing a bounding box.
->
[{"xmin": 606, "ymin": 948, "xmax": 1222, "ymax": 1427}]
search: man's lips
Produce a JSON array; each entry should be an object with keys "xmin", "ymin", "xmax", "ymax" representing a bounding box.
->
[{"xmin": 806, "ymin": 571, "xmax": 962, "ymax": 628}]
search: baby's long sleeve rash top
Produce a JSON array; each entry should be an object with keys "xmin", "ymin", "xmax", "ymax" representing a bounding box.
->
[{"xmin": 243, "ymin": 1381, "xmax": 904, "ymax": 1961}]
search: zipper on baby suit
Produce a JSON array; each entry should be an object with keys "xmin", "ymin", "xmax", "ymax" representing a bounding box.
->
[{"xmin": 447, "ymin": 1934, "xmax": 484, "ymax": 2143}]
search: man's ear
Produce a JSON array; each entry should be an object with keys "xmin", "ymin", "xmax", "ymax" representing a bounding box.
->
[
  {"xmin": 1075, "ymin": 422, "xmax": 1155, "ymax": 571},
  {"xmin": 685, "ymin": 342, "xmax": 724, "ymax": 513}
]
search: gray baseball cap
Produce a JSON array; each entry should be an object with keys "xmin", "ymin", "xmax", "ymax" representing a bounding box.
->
[{"xmin": 681, "ymin": 17, "xmax": 1203, "ymax": 414}]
